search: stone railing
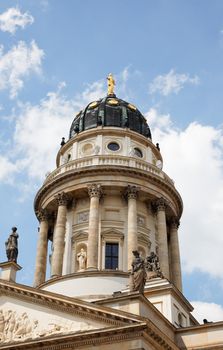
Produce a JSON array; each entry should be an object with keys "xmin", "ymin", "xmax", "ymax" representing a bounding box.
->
[{"xmin": 44, "ymin": 155, "xmax": 173, "ymax": 185}]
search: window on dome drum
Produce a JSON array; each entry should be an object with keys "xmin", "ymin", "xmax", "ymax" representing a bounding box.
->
[
  {"xmin": 107, "ymin": 142, "xmax": 120, "ymax": 151},
  {"xmin": 134, "ymin": 147, "xmax": 143, "ymax": 158},
  {"xmin": 105, "ymin": 243, "xmax": 119, "ymax": 269}
]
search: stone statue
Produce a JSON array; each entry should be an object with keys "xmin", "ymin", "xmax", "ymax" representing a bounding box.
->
[
  {"xmin": 129, "ymin": 250, "xmax": 146, "ymax": 294},
  {"xmin": 77, "ymin": 248, "xmax": 87, "ymax": 271},
  {"xmin": 145, "ymin": 251, "xmax": 163, "ymax": 279},
  {"xmin": 5, "ymin": 227, "xmax": 19, "ymax": 263}
]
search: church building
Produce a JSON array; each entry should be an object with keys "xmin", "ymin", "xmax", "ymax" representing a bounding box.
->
[{"xmin": 0, "ymin": 75, "xmax": 222, "ymax": 349}]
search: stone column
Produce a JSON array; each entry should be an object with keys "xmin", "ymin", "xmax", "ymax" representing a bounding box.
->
[
  {"xmin": 33, "ymin": 209, "xmax": 49, "ymax": 287},
  {"xmin": 155, "ymin": 198, "xmax": 170, "ymax": 279},
  {"xmin": 125, "ymin": 185, "xmax": 139, "ymax": 270},
  {"xmin": 51, "ymin": 192, "xmax": 69, "ymax": 277},
  {"xmin": 169, "ymin": 217, "xmax": 182, "ymax": 291},
  {"xmin": 62, "ymin": 198, "xmax": 76, "ymax": 275},
  {"xmin": 87, "ymin": 184, "xmax": 102, "ymax": 270}
]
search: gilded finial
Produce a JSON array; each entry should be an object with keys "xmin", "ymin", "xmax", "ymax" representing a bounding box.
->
[{"xmin": 107, "ymin": 73, "xmax": 115, "ymax": 95}]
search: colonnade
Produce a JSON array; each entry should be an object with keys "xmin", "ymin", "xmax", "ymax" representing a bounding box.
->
[{"xmin": 33, "ymin": 185, "xmax": 182, "ymax": 292}]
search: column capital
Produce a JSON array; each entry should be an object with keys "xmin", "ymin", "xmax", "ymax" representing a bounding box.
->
[
  {"xmin": 87, "ymin": 184, "xmax": 103, "ymax": 198},
  {"xmin": 170, "ymin": 216, "xmax": 180, "ymax": 229},
  {"xmin": 124, "ymin": 185, "xmax": 140, "ymax": 200},
  {"xmin": 153, "ymin": 197, "xmax": 167, "ymax": 212},
  {"xmin": 54, "ymin": 192, "xmax": 69, "ymax": 206},
  {"xmin": 36, "ymin": 208, "xmax": 49, "ymax": 222}
]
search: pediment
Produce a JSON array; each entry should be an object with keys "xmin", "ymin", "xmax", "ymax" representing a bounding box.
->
[
  {"xmin": 0, "ymin": 280, "xmax": 139, "ymax": 347},
  {"xmin": 101, "ymin": 228, "xmax": 124, "ymax": 239},
  {"xmin": 72, "ymin": 230, "xmax": 88, "ymax": 242}
]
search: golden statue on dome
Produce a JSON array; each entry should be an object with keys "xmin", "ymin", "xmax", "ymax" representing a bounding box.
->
[{"xmin": 107, "ymin": 73, "xmax": 115, "ymax": 95}]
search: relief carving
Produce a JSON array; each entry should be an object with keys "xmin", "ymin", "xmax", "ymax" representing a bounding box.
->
[
  {"xmin": 0, "ymin": 309, "xmax": 96, "ymax": 344},
  {"xmin": 77, "ymin": 211, "xmax": 89, "ymax": 224},
  {"xmin": 137, "ymin": 215, "xmax": 145, "ymax": 227}
]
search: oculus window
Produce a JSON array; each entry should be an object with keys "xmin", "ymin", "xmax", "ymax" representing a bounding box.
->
[
  {"xmin": 134, "ymin": 147, "xmax": 143, "ymax": 158},
  {"xmin": 107, "ymin": 142, "xmax": 120, "ymax": 151},
  {"xmin": 105, "ymin": 243, "xmax": 119, "ymax": 269}
]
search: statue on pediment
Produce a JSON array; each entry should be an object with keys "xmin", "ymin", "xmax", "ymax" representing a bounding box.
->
[
  {"xmin": 130, "ymin": 250, "xmax": 146, "ymax": 294},
  {"xmin": 145, "ymin": 251, "xmax": 163, "ymax": 279},
  {"xmin": 5, "ymin": 227, "xmax": 19, "ymax": 263}
]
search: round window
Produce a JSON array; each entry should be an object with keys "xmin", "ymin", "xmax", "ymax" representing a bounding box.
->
[
  {"xmin": 134, "ymin": 148, "xmax": 143, "ymax": 158},
  {"xmin": 82, "ymin": 143, "xmax": 93, "ymax": 155},
  {"xmin": 107, "ymin": 142, "xmax": 120, "ymax": 151}
]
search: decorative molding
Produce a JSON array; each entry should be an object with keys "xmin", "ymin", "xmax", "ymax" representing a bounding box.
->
[
  {"xmin": 101, "ymin": 229, "xmax": 124, "ymax": 244},
  {"xmin": 72, "ymin": 231, "xmax": 88, "ymax": 243},
  {"xmin": 153, "ymin": 197, "xmax": 167, "ymax": 212},
  {"xmin": 34, "ymin": 167, "xmax": 183, "ymax": 218},
  {"xmin": 35, "ymin": 208, "xmax": 49, "ymax": 222},
  {"xmin": 0, "ymin": 320, "xmax": 177, "ymax": 350},
  {"xmin": 77, "ymin": 210, "xmax": 89, "ymax": 224},
  {"xmin": 138, "ymin": 233, "xmax": 150, "ymax": 246},
  {"xmin": 124, "ymin": 185, "xmax": 140, "ymax": 200},
  {"xmin": 87, "ymin": 184, "xmax": 103, "ymax": 198},
  {"xmin": 54, "ymin": 192, "xmax": 69, "ymax": 206},
  {"xmin": 0, "ymin": 282, "xmax": 136, "ymax": 328},
  {"xmin": 170, "ymin": 216, "xmax": 180, "ymax": 229}
]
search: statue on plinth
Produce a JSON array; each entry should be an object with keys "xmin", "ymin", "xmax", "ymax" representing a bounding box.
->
[
  {"xmin": 129, "ymin": 250, "xmax": 146, "ymax": 294},
  {"xmin": 145, "ymin": 251, "xmax": 163, "ymax": 279},
  {"xmin": 77, "ymin": 248, "xmax": 87, "ymax": 271},
  {"xmin": 5, "ymin": 227, "xmax": 19, "ymax": 263},
  {"xmin": 107, "ymin": 73, "xmax": 115, "ymax": 95}
]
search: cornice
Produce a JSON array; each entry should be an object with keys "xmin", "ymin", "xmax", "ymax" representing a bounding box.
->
[
  {"xmin": 38, "ymin": 270, "xmax": 129, "ymax": 289},
  {"xmin": 34, "ymin": 166, "xmax": 183, "ymax": 217},
  {"xmin": 0, "ymin": 320, "xmax": 178, "ymax": 350},
  {"xmin": 175, "ymin": 320, "xmax": 223, "ymax": 333},
  {"xmin": 0, "ymin": 279, "xmax": 137, "ymax": 326},
  {"xmin": 0, "ymin": 324, "xmax": 148, "ymax": 350},
  {"xmin": 95, "ymin": 291, "xmax": 176, "ymax": 332},
  {"xmin": 143, "ymin": 281, "xmax": 194, "ymax": 313}
]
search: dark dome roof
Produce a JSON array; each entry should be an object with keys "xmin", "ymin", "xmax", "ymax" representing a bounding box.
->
[{"xmin": 69, "ymin": 94, "xmax": 152, "ymax": 139}]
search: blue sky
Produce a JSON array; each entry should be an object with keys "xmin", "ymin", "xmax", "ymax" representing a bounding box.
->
[{"xmin": 0, "ymin": 0, "xmax": 223, "ymax": 322}]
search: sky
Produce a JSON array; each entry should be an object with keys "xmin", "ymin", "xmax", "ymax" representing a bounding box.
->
[{"xmin": 0, "ymin": 0, "xmax": 223, "ymax": 324}]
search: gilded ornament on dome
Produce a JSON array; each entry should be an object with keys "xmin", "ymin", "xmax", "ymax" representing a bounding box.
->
[
  {"xmin": 128, "ymin": 103, "xmax": 137, "ymax": 111},
  {"xmin": 88, "ymin": 101, "xmax": 98, "ymax": 109},
  {"xmin": 107, "ymin": 98, "xmax": 118, "ymax": 105}
]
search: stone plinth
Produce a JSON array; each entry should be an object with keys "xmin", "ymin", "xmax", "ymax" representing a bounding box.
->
[{"xmin": 0, "ymin": 261, "xmax": 22, "ymax": 282}]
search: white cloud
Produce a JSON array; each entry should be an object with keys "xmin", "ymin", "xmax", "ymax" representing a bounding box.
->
[
  {"xmin": 191, "ymin": 301, "xmax": 223, "ymax": 323},
  {"xmin": 0, "ymin": 40, "xmax": 44, "ymax": 98},
  {"xmin": 149, "ymin": 69, "xmax": 200, "ymax": 96},
  {"xmin": 146, "ymin": 108, "xmax": 223, "ymax": 279},
  {"xmin": 1, "ymin": 78, "xmax": 106, "ymax": 185},
  {"xmin": 0, "ymin": 7, "xmax": 34, "ymax": 34},
  {"xmin": 0, "ymin": 156, "xmax": 19, "ymax": 182}
]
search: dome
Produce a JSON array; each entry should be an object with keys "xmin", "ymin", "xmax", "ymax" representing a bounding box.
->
[{"xmin": 69, "ymin": 93, "xmax": 152, "ymax": 139}]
